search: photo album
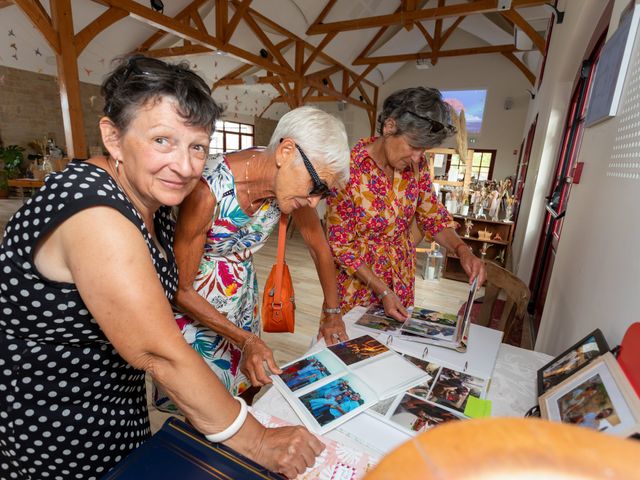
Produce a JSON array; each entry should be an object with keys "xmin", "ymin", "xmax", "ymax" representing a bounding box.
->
[
  {"xmin": 271, "ymin": 335, "xmax": 429, "ymax": 435},
  {"xmin": 354, "ymin": 277, "xmax": 479, "ymax": 352},
  {"xmin": 366, "ymin": 353, "xmax": 489, "ymax": 435}
]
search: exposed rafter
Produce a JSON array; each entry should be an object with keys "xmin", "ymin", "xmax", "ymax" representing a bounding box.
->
[
  {"xmin": 502, "ymin": 51, "xmax": 535, "ymax": 85},
  {"xmin": 307, "ymin": 0, "xmax": 548, "ymax": 34},
  {"xmin": 502, "ymin": 9, "xmax": 545, "ymax": 52},
  {"xmin": 354, "ymin": 44, "xmax": 517, "ymax": 65},
  {"xmin": 75, "ymin": 7, "xmax": 128, "ymax": 55},
  {"xmin": 13, "ymin": 0, "xmax": 60, "ymax": 54}
]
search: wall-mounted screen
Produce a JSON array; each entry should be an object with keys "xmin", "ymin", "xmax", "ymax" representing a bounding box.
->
[{"xmin": 441, "ymin": 89, "xmax": 487, "ymax": 134}]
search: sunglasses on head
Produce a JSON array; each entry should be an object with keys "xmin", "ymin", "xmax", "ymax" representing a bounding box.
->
[
  {"xmin": 405, "ymin": 110, "xmax": 456, "ymax": 134},
  {"xmin": 280, "ymin": 139, "xmax": 333, "ymax": 199},
  {"xmin": 121, "ymin": 56, "xmax": 209, "ymax": 90}
]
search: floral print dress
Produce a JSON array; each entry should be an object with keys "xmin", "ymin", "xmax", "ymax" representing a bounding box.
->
[
  {"xmin": 326, "ymin": 137, "xmax": 455, "ymax": 313},
  {"xmin": 155, "ymin": 154, "xmax": 280, "ymax": 411}
]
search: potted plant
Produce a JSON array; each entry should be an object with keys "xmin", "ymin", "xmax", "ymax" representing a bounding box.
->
[{"xmin": 0, "ymin": 145, "xmax": 25, "ymax": 198}]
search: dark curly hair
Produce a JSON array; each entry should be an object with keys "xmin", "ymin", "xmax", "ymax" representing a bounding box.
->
[
  {"xmin": 101, "ymin": 54, "xmax": 222, "ymax": 134},
  {"xmin": 377, "ymin": 87, "xmax": 456, "ymax": 148}
]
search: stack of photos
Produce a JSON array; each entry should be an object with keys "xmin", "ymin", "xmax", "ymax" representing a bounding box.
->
[
  {"xmin": 540, "ymin": 352, "xmax": 640, "ymax": 437},
  {"xmin": 271, "ymin": 335, "xmax": 429, "ymax": 435},
  {"xmin": 354, "ymin": 277, "xmax": 478, "ymax": 352},
  {"xmin": 367, "ymin": 353, "xmax": 488, "ymax": 435}
]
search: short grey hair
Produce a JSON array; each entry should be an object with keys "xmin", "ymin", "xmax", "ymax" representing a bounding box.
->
[
  {"xmin": 378, "ymin": 87, "xmax": 456, "ymax": 148},
  {"xmin": 268, "ymin": 106, "xmax": 350, "ymax": 186}
]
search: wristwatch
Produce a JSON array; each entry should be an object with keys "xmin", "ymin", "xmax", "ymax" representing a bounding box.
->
[{"xmin": 323, "ymin": 307, "xmax": 341, "ymax": 315}]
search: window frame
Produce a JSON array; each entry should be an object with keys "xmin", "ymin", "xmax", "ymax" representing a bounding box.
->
[
  {"xmin": 444, "ymin": 148, "xmax": 497, "ymax": 181},
  {"xmin": 210, "ymin": 120, "xmax": 254, "ymax": 154}
]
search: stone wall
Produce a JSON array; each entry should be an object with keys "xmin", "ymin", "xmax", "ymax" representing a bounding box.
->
[{"xmin": 0, "ymin": 65, "xmax": 104, "ymax": 160}]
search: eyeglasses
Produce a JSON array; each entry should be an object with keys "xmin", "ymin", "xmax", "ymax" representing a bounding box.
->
[
  {"xmin": 121, "ymin": 56, "xmax": 208, "ymax": 87},
  {"xmin": 405, "ymin": 110, "xmax": 456, "ymax": 135},
  {"xmin": 282, "ymin": 139, "xmax": 333, "ymax": 199}
]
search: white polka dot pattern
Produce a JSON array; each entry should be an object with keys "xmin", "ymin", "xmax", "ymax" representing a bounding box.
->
[{"xmin": 0, "ymin": 161, "xmax": 178, "ymax": 479}]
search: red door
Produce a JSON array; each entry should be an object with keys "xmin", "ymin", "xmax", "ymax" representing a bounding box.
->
[{"xmin": 528, "ymin": 35, "xmax": 606, "ymax": 329}]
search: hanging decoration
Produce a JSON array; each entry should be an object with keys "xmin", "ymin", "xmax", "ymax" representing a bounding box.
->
[
  {"xmin": 8, "ymin": 29, "xmax": 15, "ymax": 37},
  {"xmin": 34, "ymin": 48, "xmax": 42, "ymax": 56}
]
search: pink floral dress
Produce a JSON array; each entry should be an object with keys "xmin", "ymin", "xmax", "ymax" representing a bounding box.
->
[{"xmin": 326, "ymin": 137, "xmax": 454, "ymax": 312}]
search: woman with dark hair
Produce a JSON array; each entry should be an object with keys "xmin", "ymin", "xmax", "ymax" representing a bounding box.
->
[
  {"xmin": 326, "ymin": 87, "xmax": 486, "ymax": 320},
  {"xmin": 0, "ymin": 55, "xmax": 322, "ymax": 480}
]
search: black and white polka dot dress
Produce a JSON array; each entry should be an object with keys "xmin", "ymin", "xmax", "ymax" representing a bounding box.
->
[{"xmin": 0, "ymin": 160, "xmax": 178, "ymax": 479}]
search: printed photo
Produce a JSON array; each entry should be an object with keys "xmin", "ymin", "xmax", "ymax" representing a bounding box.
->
[
  {"xmin": 328, "ymin": 335, "xmax": 389, "ymax": 366},
  {"xmin": 389, "ymin": 394, "xmax": 461, "ymax": 433},
  {"xmin": 403, "ymin": 356, "xmax": 441, "ymax": 399},
  {"xmin": 542, "ymin": 335, "xmax": 603, "ymax": 391},
  {"xmin": 410, "ymin": 307, "xmax": 457, "ymax": 327},
  {"xmin": 401, "ymin": 318, "xmax": 456, "ymax": 341},
  {"xmin": 299, "ymin": 376, "xmax": 366, "ymax": 427},
  {"xmin": 558, "ymin": 373, "xmax": 621, "ymax": 432},
  {"xmin": 428, "ymin": 367, "xmax": 485, "ymax": 413},
  {"xmin": 356, "ymin": 307, "xmax": 405, "ymax": 333},
  {"xmin": 279, "ymin": 351, "xmax": 337, "ymax": 392}
]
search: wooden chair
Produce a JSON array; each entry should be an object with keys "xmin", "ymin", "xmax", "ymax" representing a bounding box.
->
[{"xmin": 477, "ymin": 261, "xmax": 532, "ymax": 349}]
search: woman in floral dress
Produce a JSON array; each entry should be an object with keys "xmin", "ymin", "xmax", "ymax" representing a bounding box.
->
[
  {"xmin": 155, "ymin": 107, "xmax": 350, "ymax": 409},
  {"xmin": 326, "ymin": 87, "xmax": 486, "ymax": 321}
]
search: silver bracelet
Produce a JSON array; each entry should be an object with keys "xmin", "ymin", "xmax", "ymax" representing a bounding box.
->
[
  {"xmin": 323, "ymin": 307, "xmax": 341, "ymax": 315},
  {"xmin": 204, "ymin": 396, "xmax": 248, "ymax": 443},
  {"xmin": 379, "ymin": 289, "xmax": 392, "ymax": 299}
]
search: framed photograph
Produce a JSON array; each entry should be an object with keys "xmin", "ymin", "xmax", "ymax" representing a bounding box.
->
[
  {"xmin": 537, "ymin": 329, "xmax": 609, "ymax": 395},
  {"xmin": 540, "ymin": 353, "xmax": 640, "ymax": 437}
]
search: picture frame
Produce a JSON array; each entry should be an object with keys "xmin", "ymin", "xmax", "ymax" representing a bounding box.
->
[
  {"xmin": 539, "ymin": 353, "xmax": 640, "ymax": 437},
  {"xmin": 537, "ymin": 328, "xmax": 609, "ymax": 395}
]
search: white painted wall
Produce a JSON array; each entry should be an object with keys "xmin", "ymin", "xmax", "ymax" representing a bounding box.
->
[
  {"xmin": 377, "ymin": 29, "xmax": 531, "ymax": 182},
  {"xmin": 516, "ymin": 0, "xmax": 640, "ymax": 355}
]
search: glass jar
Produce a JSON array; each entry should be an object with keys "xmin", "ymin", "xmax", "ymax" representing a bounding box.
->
[{"xmin": 426, "ymin": 246, "xmax": 444, "ymax": 280}]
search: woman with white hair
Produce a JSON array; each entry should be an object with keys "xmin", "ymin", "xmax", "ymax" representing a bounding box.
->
[{"xmin": 155, "ymin": 106, "xmax": 350, "ymax": 409}]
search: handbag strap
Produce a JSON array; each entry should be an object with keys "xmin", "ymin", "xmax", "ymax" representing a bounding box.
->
[{"xmin": 272, "ymin": 214, "xmax": 289, "ymax": 308}]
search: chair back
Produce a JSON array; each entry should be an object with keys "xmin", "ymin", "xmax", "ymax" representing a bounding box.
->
[{"xmin": 477, "ymin": 261, "xmax": 530, "ymax": 347}]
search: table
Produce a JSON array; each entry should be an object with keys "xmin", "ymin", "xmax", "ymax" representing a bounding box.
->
[
  {"xmin": 255, "ymin": 318, "xmax": 552, "ymax": 458},
  {"xmin": 8, "ymin": 178, "xmax": 44, "ymax": 202}
]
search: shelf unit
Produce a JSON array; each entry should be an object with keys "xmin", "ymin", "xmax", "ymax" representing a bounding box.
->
[{"xmin": 443, "ymin": 214, "xmax": 516, "ymax": 282}]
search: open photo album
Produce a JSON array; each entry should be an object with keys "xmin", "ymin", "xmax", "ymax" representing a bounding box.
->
[
  {"xmin": 366, "ymin": 353, "xmax": 489, "ymax": 436},
  {"xmin": 271, "ymin": 335, "xmax": 429, "ymax": 435},
  {"xmin": 354, "ymin": 277, "xmax": 479, "ymax": 352}
]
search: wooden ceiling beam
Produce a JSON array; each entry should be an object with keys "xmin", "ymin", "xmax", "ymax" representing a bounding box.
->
[
  {"xmin": 13, "ymin": 0, "xmax": 60, "ymax": 54},
  {"xmin": 346, "ymin": 64, "xmax": 375, "ymax": 96},
  {"xmin": 354, "ymin": 44, "xmax": 517, "ymax": 65},
  {"xmin": 75, "ymin": 7, "xmax": 128, "ymax": 55},
  {"xmin": 502, "ymin": 51, "xmax": 535, "ymax": 85},
  {"xmin": 440, "ymin": 15, "xmax": 465, "ymax": 46},
  {"xmin": 0, "ymin": 0, "xmax": 15, "ymax": 8},
  {"xmin": 401, "ymin": 0, "xmax": 418, "ymax": 31},
  {"xmin": 302, "ymin": 32, "xmax": 336, "ymax": 74},
  {"xmin": 136, "ymin": 0, "xmax": 208, "ymax": 51},
  {"xmin": 258, "ymin": 96, "xmax": 281, "ymax": 117},
  {"xmin": 143, "ymin": 44, "xmax": 212, "ymax": 58},
  {"xmin": 501, "ymin": 9, "xmax": 545, "ymax": 52},
  {"xmin": 432, "ymin": 0, "xmax": 444, "ymax": 65},
  {"xmin": 307, "ymin": 0, "xmax": 548, "ymax": 34},
  {"xmin": 215, "ymin": 0, "xmax": 227, "ymax": 41},
  {"xmin": 242, "ymin": 10, "xmax": 291, "ymax": 70},
  {"xmin": 313, "ymin": 0, "xmax": 338, "ymax": 25},
  {"xmin": 415, "ymin": 22, "xmax": 434, "ymax": 50},
  {"xmin": 225, "ymin": 0, "xmax": 252, "ymax": 43},
  {"xmin": 354, "ymin": 6, "xmax": 401, "ymax": 61},
  {"xmin": 190, "ymin": 9, "xmax": 207, "ymax": 34}
]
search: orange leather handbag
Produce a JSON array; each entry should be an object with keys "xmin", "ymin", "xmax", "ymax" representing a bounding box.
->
[{"xmin": 262, "ymin": 214, "xmax": 295, "ymax": 333}]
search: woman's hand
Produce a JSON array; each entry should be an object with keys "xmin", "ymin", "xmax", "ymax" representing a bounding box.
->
[
  {"xmin": 318, "ymin": 312, "xmax": 349, "ymax": 345},
  {"xmin": 254, "ymin": 425, "xmax": 325, "ymax": 478},
  {"xmin": 239, "ymin": 336, "xmax": 282, "ymax": 386},
  {"xmin": 381, "ymin": 291, "xmax": 409, "ymax": 321},
  {"xmin": 458, "ymin": 247, "xmax": 487, "ymax": 285}
]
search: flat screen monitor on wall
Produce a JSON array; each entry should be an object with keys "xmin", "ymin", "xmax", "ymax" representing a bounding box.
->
[{"xmin": 441, "ymin": 89, "xmax": 487, "ymax": 134}]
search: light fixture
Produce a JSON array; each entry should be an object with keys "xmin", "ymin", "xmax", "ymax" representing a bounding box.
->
[
  {"xmin": 416, "ymin": 58, "xmax": 430, "ymax": 70},
  {"xmin": 149, "ymin": 0, "xmax": 164, "ymax": 13},
  {"xmin": 322, "ymin": 78, "xmax": 329, "ymax": 86},
  {"xmin": 259, "ymin": 48, "xmax": 269, "ymax": 59},
  {"xmin": 544, "ymin": 2, "xmax": 565, "ymax": 24},
  {"xmin": 497, "ymin": 0, "xmax": 512, "ymax": 10},
  {"xmin": 526, "ymin": 89, "xmax": 536, "ymax": 100}
]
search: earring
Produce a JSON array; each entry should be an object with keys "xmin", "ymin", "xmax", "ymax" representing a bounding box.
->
[{"xmin": 114, "ymin": 158, "xmax": 120, "ymax": 172}]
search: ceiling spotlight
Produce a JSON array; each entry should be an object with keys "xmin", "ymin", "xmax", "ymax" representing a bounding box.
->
[
  {"xmin": 322, "ymin": 78, "xmax": 329, "ymax": 86},
  {"xmin": 526, "ymin": 88, "xmax": 536, "ymax": 100},
  {"xmin": 544, "ymin": 2, "xmax": 565, "ymax": 24},
  {"xmin": 359, "ymin": 95, "xmax": 364, "ymax": 102},
  {"xmin": 259, "ymin": 48, "xmax": 269, "ymax": 59},
  {"xmin": 149, "ymin": 0, "xmax": 164, "ymax": 13}
]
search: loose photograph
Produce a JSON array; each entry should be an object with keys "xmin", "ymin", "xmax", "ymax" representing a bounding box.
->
[
  {"xmin": 356, "ymin": 304, "xmax": 405, "ymax": 334},
  {"xmin": 410, "ymin": 307, "xmax": 458, "ymax": 327},
  {"xmin": 328, "ymin": 335, "xmax": 389, "ymax": 366},
  {"xmin": 403, "ymin": 355, "xmax": 441, "ymax": 400},
  {"xmin": 299, "ymin": 376, "xmax": 366, "ymax": 427},
  {"xmin": 558, "ymin": 373, "xmax": 620, "ymax": 431},
  {"xmin": 279, "ymin": 350, "xmax": 342, "ymax": 392},
  {"xmin": 428, "ymin": 367, "xmax": 485, "ymax": 413},
  {"xmin": 389, "ymin": 394, "xmax": 461, "ymax": 434},
  {"xmin": 369, "ymin": 395, "xmax": 398, "ymax": 417},
  {"xmin": 538, "ymin": 329, "xmax": 609, "ymax": 394},
  {"xmin": 401, "ymin": 317, "xmax": 456, "ymax": 341}
]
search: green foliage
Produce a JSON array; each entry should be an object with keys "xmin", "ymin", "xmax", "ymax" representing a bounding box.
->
[{"xmin": 0, "ymin": 145, "xmax": 25, "ymax": 179}]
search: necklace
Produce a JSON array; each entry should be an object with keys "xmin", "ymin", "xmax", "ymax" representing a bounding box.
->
[{"xmin": 245, "ymin": 154, "xmax": 256, "ymax": 209}]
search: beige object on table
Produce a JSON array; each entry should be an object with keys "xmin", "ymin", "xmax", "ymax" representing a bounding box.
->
[{"xmin": 365, "ymin": 417, "xmax": 640, "ymax": 480}]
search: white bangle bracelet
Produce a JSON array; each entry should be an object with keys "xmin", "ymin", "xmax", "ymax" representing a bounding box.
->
[
  {"xmin": 379, "ymin": 289, "xmax": 391, "ymax": 299},
  {"xmin": 204, "ymin": 396, "xmax": 248, "ymax": 443}
]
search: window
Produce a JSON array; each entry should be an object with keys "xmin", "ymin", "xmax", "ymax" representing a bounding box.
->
[
  {"xmin": 210, "ymin": 120, "xmax": 254, "ymax": 154},
  {"xmin": 445, "ymin": 149, "xmax": 496, "ymax": 181}
]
